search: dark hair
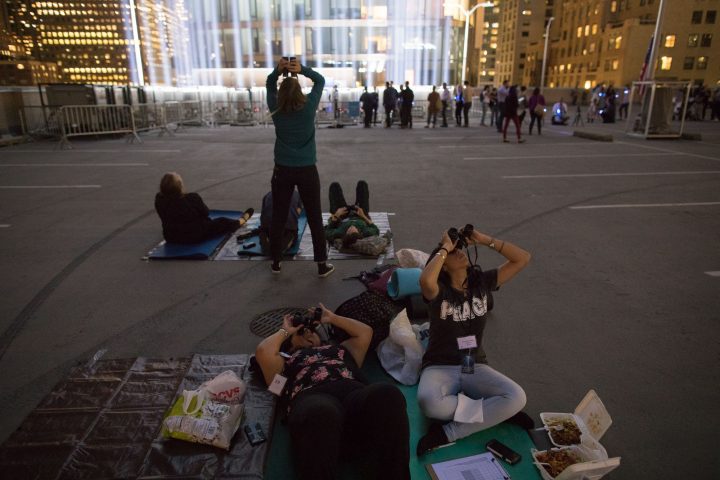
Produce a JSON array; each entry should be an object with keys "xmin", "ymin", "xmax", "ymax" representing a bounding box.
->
[
  {"xmin": 342, "ymin": 231, "xmax": 362, "ymax": 248},
  {"xmin": 533, "ymin": 87, "xmax": 540, "ymax": 95},
  {"xmin": 426, "ymin": 244, "xmax": 490, "ymax": 296}
]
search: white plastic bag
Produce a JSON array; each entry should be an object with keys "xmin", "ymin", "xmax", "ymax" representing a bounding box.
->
[
  {"xmin": 163, "ymin": 370, "xmax": 246, "ymax": 449},
  {"xmin": 377, "ymin": 309, "xmax": 425, "ymax": 385}
]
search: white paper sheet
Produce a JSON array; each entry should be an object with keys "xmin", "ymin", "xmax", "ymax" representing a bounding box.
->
[{"xmin": 454, "ymin": 393, "xmax": 484, "ymax": 423}]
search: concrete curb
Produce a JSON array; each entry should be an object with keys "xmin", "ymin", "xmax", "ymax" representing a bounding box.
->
[
  {"xmin": 681, "ymin": 132, "xmax": 702, "ymax": 141},
  {"xmin": 572, "ymin": 129, "xmax": 613, "ymax": 142}
]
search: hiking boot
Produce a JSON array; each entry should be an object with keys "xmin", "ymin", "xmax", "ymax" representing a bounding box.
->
[{"xmin": 271, "ymin": 261, "xmax": 281, "ymax": 274}]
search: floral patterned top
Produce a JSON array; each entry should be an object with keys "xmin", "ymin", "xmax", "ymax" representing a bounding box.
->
[{"xmin": 283, "ymin": 344, "xmax": 359, "ymax": 411}]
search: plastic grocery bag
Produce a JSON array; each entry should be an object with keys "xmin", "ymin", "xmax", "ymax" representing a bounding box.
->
[
  {"xmin": 162, "ymin": 370, "xmax": 246, "ymax": 449},
  {"xmin": 377, "ymin": 309, "xmax": 425, "ymax": 385}
]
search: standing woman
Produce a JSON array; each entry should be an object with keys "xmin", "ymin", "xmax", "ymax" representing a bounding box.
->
[
  {"xmin": 416, "ymin": 228, "xmax": 532, "ymax": 455},
  {"xmin": 528, "ymin": 87, "xmax": 546, "ymax": 135},
  {"xmin": 266, "ymin": 57, "xmax": 334, "ymax": 277},
  {"xmin": 502, "ymin": 86, "xmax": 525, "ymax": 143}
]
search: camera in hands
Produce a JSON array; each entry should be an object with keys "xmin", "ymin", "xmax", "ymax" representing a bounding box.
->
[
  {"xmin": 447, "ymin": 224, "xmax": 474, "ymax": 250},
  {"xmin": 292, "ymin": 307, "xmax": 322, "ymax": 330},
  {"xmin": 282, "ymin": 56, "xmax": 297, "ymax": 78}
]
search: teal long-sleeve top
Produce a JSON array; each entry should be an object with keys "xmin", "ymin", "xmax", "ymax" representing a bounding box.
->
[{"xmin": 266, "ymin": 66, "xmax": 325, "ymax": 167}]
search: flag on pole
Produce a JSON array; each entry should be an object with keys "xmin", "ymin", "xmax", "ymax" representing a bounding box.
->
[{"xmin": 638, "ymin": 36, "xmax": 654, "ymax": 95}]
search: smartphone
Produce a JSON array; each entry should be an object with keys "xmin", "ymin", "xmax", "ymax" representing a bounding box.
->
[
  {"xmin": 242, "ymin": 242, "xmax": 256, "ymax": 249},
  {"xmin": 282, "ymin": 56, "xmax": 297, "ymax": 77},
  {"xmin": 486, "ymin": 439, "xmax": 521, "ymax": 465},
  {"xmin": 244, "ymin": 422, "xmax": 266, "ymax": 446}
]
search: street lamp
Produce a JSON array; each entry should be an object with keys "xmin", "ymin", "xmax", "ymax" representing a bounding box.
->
[
  {"xmin": 444, "ymin": 2, "xmax": 494, "ymax": 84},
  {"xmin": 539, "ymin": 16, "xmax": 554, "ymax": 92}
]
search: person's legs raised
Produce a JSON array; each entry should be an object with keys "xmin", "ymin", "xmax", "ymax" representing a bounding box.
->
[
  {"xmin": 355, "ymin": 180, "xmax": 369, "ymax": 213},
  {"xmin": 328, "ymin": 182, "xmax": 347, "ymax": 214}
]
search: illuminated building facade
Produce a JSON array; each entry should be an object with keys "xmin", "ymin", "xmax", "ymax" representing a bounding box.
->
[
  {"xmin": 523, "ymin": 0, "xmax": 719, "ymax": 90},
  {"xmin": 182, "ymin": 0, "xmax": 475, "ymax": 87},
  {"xmin": 0, "ymin": 0, "xmax": 515, "ymax": 88},
  {"xmin": 494, "ymin": 0, "xmax": 547, "ymax": 85},
  {"xmin": 2, "ymin": 0, "xmax": 188, "ymax": 86}
]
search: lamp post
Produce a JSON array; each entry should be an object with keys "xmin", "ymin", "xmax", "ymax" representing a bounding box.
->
[
  {"xmin": 539, "ymin": 16, "xmax": 554, "ymax": 92},
  {"xmin": 445, "ymin": 2, "xmax": 494, "ymax": 85}
]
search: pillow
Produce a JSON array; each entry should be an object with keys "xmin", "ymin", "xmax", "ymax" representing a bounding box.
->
[{"xmin": 396, "ymin": 248, "xmax": 430, "ymax": 268}]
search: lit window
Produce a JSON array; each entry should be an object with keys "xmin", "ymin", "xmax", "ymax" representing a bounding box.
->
[
  {"xmin": 611, "ymin": 1, "xmax": 617, "ymax": 13},
  {"xmin": 660, "ymin": 56, "xmax": 672, "ymax": 70},
  {"xmin": 664, "ymin": 34, "xmax": 676, "ymax": 47},
  {"xmin": 584, "ymin": 25, "xmax": 590, "ymax": 36},
  {"xmin": 522, "ymin": 10, "xmax": 532, "ymax": 15},
  {"xmin": 592, "ymin": 24, "xmax": 598, "ymax": 35},
  {"xmin": 612, "ymin": 59, "xmax": 619, "ymax": 70},
  {"xmin": 616, "ymin": 36, "xmax": 622, "ymax": 49},
  {"xmin": 688, "ymin": 34, "xmax": 699, "ymax": 47},
  {"xmin": 577, "ymin": 27, "xmax": 582, "ymax": 38},
  {"xmin": 697, "ymin": 56, "xmax": 708, "ymax": 69}
]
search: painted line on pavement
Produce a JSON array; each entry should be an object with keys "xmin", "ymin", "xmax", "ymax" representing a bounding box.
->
[
  {"xmin": 504, "ymin": 170, "xmax": 720, "ymax": 179},
  {"xmin": 615, "ymin": 140, "xmax": 720, "ymax": 162},
  {"xmin": 0, "ymin": 185, "xmax": 101, "ymax": 189},
  {"xmin": 440, "ymin": 142, "xmax": 587, "ymax": 148},
  {"xmin": 705, "ymin": 271, "xmax": 720, "ymax": 277},
  {"xmin": 464, "ymin": 152, "xmax": 675, "ymax": 160},
  {"xmin": 422, "ymin": 136, "xmax": 464, "ymax": 140},
  {"xmin": 7, "ymin": 149, "xmax": 181, "ymax": 153},
  {"xmin": 0, "ymin": 224, "xmax": 10, "ymax": 228},
  {"xmin": 570, "ymin": 201, "xmax": 720, "ymax": 210},
  {"xmin": 0, "ymin": 163, "xmax": 148, "ymax": 167}
]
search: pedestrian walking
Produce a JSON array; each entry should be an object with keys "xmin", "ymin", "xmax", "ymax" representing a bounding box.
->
[
  {"xmin": 502, "ymin": 86, "xmax": 524, "ymax": 143},
  {"xmin": 480, "ymin": 86, "xmax": 490, "ymax": 125},
  {"xmin": 496, "ymin": 80, "xmax": 509, "ymax": 133},
  {"xmin": 528, "ymin": 87, "xmax": 546, "ymax": 135}
]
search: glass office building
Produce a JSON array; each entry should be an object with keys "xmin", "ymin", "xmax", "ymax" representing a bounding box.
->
[
  {"xmin": 2, "ymin": 0, "xmax": 478, "ymax": 87},
  {"xmin": 184, "ymin": 0, "xmax": 469, "ymax": 87}
]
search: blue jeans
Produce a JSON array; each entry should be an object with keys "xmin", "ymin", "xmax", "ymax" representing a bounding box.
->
[{"xmin": 417, "ymin": 364, "xmax": 526, "ymax": 442}]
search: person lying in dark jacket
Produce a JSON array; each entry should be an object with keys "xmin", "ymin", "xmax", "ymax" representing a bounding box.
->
[
  {"xmin": 324, "ymin": 181, "xmax": 379, "ymax": 248},
  {"xmin": 154, "ymin": 172, "xmax": 253, "ymax": 244}
]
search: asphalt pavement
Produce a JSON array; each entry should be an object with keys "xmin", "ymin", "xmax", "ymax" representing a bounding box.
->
[{"xmin": 1, "ymin": 115, "xmax": 719, "ymax": 479}]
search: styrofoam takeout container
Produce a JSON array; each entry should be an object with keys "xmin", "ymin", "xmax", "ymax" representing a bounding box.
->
[
  {"xmin": 533, "ymin": 390, "xmax": 621, "ymax": 480},
  {"xmin": 532, "ymin": 445, "xmax": 620, "ymax": 480}
]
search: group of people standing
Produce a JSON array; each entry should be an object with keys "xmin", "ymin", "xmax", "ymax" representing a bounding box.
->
[
  {"xmin": 380, "ymin": 80, "xmax": 416, "ymax": 128},
  {"xmin": 156, "ymin": 59, "xmax": 534, "ymax": 480}
]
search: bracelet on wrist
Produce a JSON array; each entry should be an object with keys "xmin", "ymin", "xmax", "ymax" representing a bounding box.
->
[
  {"xmin": 498, "ymin": 241, "xmax": 505, "ymax": 253},
  {"xmin": 278, "ymin": 328, "xmax": 290, "ymax": 338},
  {"xmin": 438, "ymin": 247, "xmax": 449, "ymax": 255}
]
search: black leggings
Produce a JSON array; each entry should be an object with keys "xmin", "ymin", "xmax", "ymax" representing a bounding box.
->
[
  {"xmin": 329, "ymin": 181, "xmax": 369, "ymax": 214},
  {"xmin": 288, "ymin": 383, "xmax": 410, "ymax": 480},
  {"xmin": 270, "ymin": 164, "xmax": 327, "ymax": 263},
  {"xmin": 529, "ymin": 111, "xmax": 543, "ymax": 134}
]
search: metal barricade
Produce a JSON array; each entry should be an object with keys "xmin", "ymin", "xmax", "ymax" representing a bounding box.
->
[
  {"xmin": 20, "ymin": 105, "xmax": 63, "ymax": 139},
  {"xmin": 58, "ymin": 105, "xmax": 140, "ymax": 149},
  {"xmin": 179, "ymin": 100, "xmax": 203, "ymax": 127},
  {"xmin": 132, "ymin": 103, "xmax": 171, "ymax": 136},
  {"xmin": 163, "ymin": 101, "xmax": 182, "ymax": 131},
  {"xmin": 209, "ymin": 101, "xmax": 257, "ymax": 127}
]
